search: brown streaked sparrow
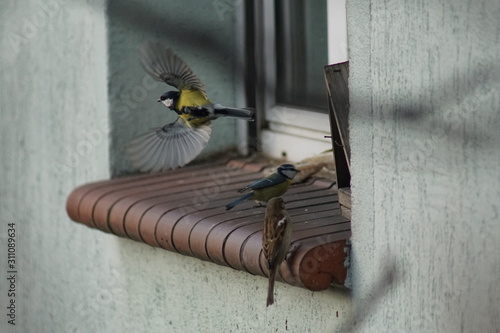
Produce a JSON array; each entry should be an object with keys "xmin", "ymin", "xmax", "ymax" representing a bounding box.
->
[{"xmin": 262, "ymin": 197, "xmax": 292, "ymax": 307}]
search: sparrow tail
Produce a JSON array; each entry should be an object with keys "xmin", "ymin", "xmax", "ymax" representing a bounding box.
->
[
  {"xmin": 225, "ymin": 192, "xmax": 253, "ymax": 211},
  {"xmin": 266, "ymin": 268, "xmax": 277, "ymax": 307}
]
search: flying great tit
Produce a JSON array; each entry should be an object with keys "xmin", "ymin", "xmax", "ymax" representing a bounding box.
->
[
  {"xmin": 225, "ymin": 164, "xmax": 300, "ymax": 211},
  {"xmin": 128, "ymin": 41, "xmax": 255, "ymax": 172}
]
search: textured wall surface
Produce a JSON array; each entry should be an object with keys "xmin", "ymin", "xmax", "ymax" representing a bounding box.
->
[
  {"xmin": 0, "ymin": 1, "xmax": 351, "ymax": 332},
  {"xmin": 348, "ymin": 0, "xmax": 500, "ymax": 332},
  {"xmin": 0, "ymin": 1, "xmax": 110, "ymax": 332}
]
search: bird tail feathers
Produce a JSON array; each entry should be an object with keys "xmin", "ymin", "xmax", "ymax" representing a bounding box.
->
[
  {"xmin": 267, "ymin": 267, "xmax": 277, "ymax": 307},
  {"xmin": 225, "ymin": 192, "xmax": 253, "ymax": 211},
  {"xmin": 213, "ymin": 104, "xmax": 255, "ymax": 121}
]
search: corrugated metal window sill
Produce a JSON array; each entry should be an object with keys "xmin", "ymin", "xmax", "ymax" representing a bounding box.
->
[{"xmin": 66, "ymin": 159, "xmax": 351, "ymax": 291}]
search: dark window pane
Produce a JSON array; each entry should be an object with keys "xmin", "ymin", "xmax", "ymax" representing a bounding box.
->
[{"xmin": 276, "ymin": 0, "xmax": 328, "ymax": 110}]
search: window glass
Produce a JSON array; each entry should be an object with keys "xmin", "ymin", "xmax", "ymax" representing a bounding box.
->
[{"xmin": 275, "ymin": 0, "xmax": 329, "ymax": 110}]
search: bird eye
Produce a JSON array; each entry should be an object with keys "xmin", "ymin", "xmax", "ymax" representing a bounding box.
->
[{"xmin": 160, "ymin": 96, "xmax": 166, "ymax": 101}]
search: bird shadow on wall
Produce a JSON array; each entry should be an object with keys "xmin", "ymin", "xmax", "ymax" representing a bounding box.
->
[
  {"xmin": 106, "ymin": 0, "xmax": 236, "ymax": 59},
  {"xmin": 378, "ymin": 63, "xmax": 500, "ymax": 148},
  {"xmin": 335, "ymin": 259, "xmax": 400, "ymax": 332}
]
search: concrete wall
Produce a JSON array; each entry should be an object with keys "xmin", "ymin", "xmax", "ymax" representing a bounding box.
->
[
  {"xmin": 0, "ymin": 1, "xmax": 351, "ymax": 332},
  {"xmin": 0, "ymin": 0, "xmax": 110, "ymax": 331},
  {"xmin": 348, "ymin": 0, "xmax": 500, "ymax": 332}
]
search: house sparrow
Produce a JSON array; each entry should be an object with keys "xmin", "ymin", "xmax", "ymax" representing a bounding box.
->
[{"xmin": 262, "ymin": 197, "xmax": 292, "ymax": 306}]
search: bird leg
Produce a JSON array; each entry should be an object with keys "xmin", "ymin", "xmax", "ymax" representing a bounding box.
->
[
  {"xmin": 284, "ymin": 242, "xmax": 301, "ymax": 274},
  {"xmin": 252, "ymin": 202, "xmax": 266, "ymax": 208}
]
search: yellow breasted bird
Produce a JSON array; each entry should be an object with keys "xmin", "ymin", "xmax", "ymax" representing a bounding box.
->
[
  {"xmin": 225, "ymin": 164, "xmax": 300, "ymax": 211},
  {"xmin": 128, "ymin": 41, "xmax": 255, "ymax": 172}
]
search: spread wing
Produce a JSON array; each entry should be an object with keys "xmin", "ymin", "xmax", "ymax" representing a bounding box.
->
[
  {"xmin": 238, "ymin": 173, "xmax": 285, "ymax": 193},
  {"xmin": 140, "ymin": 41, "xmax": 207, "ymax": 95},
  {"xmin": 128, "ymin": 118, "xmax": 212, "ymax": 172}
]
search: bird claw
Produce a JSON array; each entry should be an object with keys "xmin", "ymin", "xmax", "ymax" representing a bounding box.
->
[
  {"xmin": 252, "ymin": 203, "xmax": 266, "ymax": 208},
  {"xmin": 284, "ymin": 243, "xmax": 301, "ymax": 273}
]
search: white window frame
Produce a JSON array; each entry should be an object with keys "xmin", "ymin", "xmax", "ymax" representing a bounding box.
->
[{"xmin": 250, "ymin": 0, "xmax": 348, "ymax": 162}]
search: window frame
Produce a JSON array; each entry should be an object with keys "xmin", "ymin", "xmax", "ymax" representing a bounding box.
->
[{"xmin": 247, "ymin": 0, "xmax": 347, "ymax": 161}]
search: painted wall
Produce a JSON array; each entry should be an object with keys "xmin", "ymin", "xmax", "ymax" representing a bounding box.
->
[
  {"xmin": 0, "ymin": 1, "xmax": 351, "ymax": 332},
  {"xmin": 348, "ymin": 0, "xmax": 500, "ymax": 332}
]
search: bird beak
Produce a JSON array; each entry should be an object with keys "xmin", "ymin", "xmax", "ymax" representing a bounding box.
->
[{"xmin": 157, "ymin": 99, "xmax": 161, "ymax": 102}]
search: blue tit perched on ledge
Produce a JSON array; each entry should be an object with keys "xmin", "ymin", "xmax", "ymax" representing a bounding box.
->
[
  {"xmin": 128, "ymin": 41, "xmax": 255, "ymax": 172},
  {"xmin": 225, "ymin": 164, "xmax": 300, "ymax": 211},
  {"xmin": 262, "ymin": 197, "xmax": 292, "ymax": 306}
]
